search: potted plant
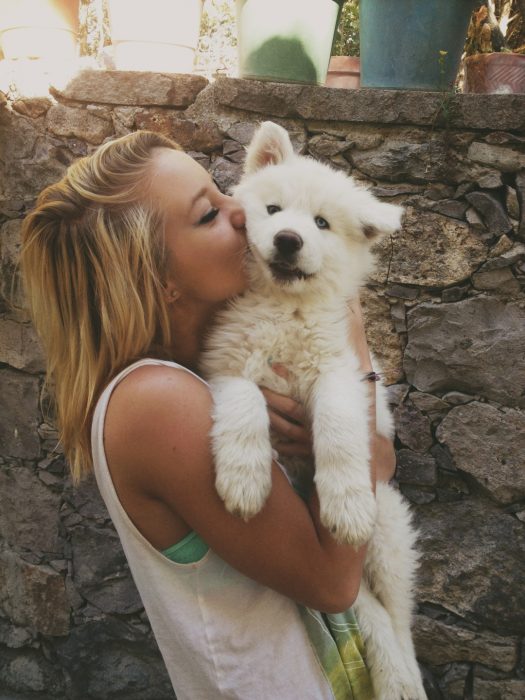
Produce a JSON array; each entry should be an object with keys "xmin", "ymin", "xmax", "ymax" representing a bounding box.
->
[
  {"xmin": 106, "ymin": 0, "xmax": 203, "ymax": 73},
  {"xmin": 236, "ymin": 0, "xmax": 345, "ymax": 85},
  {"xmin": 463, "ymin": 1, "xmax": 525, "ymax": 93},
  {"xmin": 326, "ymin": 0, "xmax": 361, "ymax": 89},
  {"xmin": 359, "ymin": 0, "xmax": 478, "ymax": 90}
]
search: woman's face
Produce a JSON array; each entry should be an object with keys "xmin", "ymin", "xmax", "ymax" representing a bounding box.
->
[{"xmin": 149, "ymin": 147, "xmax": 248, "ymax": 304}]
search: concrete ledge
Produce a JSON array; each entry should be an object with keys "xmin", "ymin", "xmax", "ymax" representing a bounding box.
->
[
  {"xmin": 48, "ymin": 72, "xmax": 525, "ymax": 132},
  {"xmin": 214, "ymin": 77, "xmax": 525, "ymax": 132}
]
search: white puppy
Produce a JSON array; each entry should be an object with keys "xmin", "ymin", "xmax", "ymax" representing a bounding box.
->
[{"xmin": 200, "ymin": 122, "xmax": 426, "ymax": 699}]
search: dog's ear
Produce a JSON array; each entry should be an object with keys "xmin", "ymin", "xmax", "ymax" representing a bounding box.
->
[
  {"xmin": 244, "ymin": 121, "xmax": 295, "ymax": 175},
  {"xmin": 360, "ymin": 200, "xmax": 404, "ymax": 241}
]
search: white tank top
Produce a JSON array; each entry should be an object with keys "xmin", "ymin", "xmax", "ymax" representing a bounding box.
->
[{"xmin": 91, "ymin": 358, "xmax": 334, "ymax": 700}]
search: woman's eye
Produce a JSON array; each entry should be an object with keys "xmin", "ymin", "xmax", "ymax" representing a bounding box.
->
[
  {"xmin": 315, "ymin": 215, "xmax": 329, "ymax": 229},
  {"xmin": 199, "ymin": 208, "xmax": 219, "ymax": 225},
  {"xmin": 267, "ymin": 204, "xmax": 281, "ymax": 215}
]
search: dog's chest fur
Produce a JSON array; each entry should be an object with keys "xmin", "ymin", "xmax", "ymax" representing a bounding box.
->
[{"xmin": 201, "ymin": 292, "xmax": 355, "ymax": 403}]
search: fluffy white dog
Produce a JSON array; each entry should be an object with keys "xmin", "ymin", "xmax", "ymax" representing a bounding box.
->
[{"xmin": 200, "ymin": 121, "xmax": 426, "ymax": 699}]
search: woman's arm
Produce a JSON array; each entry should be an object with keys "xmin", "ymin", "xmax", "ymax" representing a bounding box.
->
[
  {"xmin": 104, "ymin": 297, "xmax": 394, "ymax": 612},
  {"xmin": 105, "ymin": 365, "xmax": 368, "ymax": 613}
]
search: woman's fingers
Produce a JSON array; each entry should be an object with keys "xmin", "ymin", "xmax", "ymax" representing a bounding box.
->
[
  {"xmin": 267, "ymin": 408, "xmax": 311, "ymax": 445},
  {"xmin": 347, "ymin": 296, "xmax": 374, "ymax": 374},
  {"xmin": 260, "ymin": 373, "xmax": 313, "ymax": 456},
  {"xmin": 260, "ymin": 387, "xmax": 308, "ymax": 426},
  {"xmin": 273, "ymin": 441, "xmax": 313, "ymax": 458}
]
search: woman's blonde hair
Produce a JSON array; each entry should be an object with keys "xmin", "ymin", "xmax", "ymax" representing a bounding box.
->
[{"xmin": 20, "ymin": 130, "xmax": 181, "ymax": 482}]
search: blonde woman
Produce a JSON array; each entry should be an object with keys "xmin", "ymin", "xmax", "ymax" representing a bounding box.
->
[{"xmin": 21, "ymin": 130, "xmax": 395, "ymax": 699}]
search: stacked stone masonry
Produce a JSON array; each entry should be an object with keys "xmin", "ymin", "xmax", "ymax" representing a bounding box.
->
[{"xmin": 1, "ymin": 71, "xmax": 525, "ymax": 699}]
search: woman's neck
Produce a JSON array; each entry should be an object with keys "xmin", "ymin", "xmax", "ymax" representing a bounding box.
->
[{"xmin": 168, "ymin": 298, "xmax": 222, "ymax": 372}]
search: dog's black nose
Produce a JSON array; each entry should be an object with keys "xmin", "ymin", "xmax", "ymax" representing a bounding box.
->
[{"xmin": 274, "ymin": 230, "xmax": 303, "ymax": 257}]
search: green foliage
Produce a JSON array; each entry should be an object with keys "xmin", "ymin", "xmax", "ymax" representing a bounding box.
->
[
  {"xmin": 332, "ymin": 0, "xmax": 360, "ymax": 57},
  {"xmin": 465, "ymin": 1, "xmax": 525, "ymax": 56},
  {"xmin": 196, "ymin": 0, "xmax": 238, "ymax": 77},
  {"xmin": 79, "ymin": 0, "xmax": 111, "ymax": 57}
]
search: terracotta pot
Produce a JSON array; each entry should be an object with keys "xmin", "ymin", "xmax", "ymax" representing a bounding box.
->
[
  {"xmin": 463, "ymin": 53, "xmax": 525, "ymax": 94},
  {"xmin": 325, "ymin": 56, "xmax": 360, "ymax": 89}
]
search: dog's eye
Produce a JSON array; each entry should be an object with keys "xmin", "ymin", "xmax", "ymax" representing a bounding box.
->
[
  {"xmin": 267, "ymin": 205, "xmax": 281, "ymax": 215},
  {"xmin": 315, "ymin": 216, "xmax": 329, "ymax": 229}
]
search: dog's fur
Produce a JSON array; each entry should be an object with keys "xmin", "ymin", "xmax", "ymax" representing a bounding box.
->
[{"xmin": 200, "ymin": 122, "xmax": 426, "ymax": 699}]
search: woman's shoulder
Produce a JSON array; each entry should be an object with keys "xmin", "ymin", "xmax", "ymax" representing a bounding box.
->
[
  {"xmin": 104, "ymin": 361, "xmax": 213, "ymax": 465},
  {"xmin": 112, "ymin": 360, "xmax": 207, "ymax": 396}
]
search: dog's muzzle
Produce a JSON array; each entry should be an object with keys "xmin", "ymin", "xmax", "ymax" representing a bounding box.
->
[
  {"xmin": 273, "ymin": 230, "xmax": 303, "ymax": 258},
  {"xmin": 269, "ymin": 230, "xmax": 311, "ymax": 283}
]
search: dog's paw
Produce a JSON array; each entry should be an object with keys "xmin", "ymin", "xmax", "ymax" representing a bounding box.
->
[
  {"xmin": 372, "ymin": 674, "xmax": 427, "ymax": 700},
  {"xmin": 214, "ymin": 445, "xmax": 273, "ymax": 520},
  {"xmin": 318, "ymin": 484, "xmax": 377, "ymax": 546},
  {"xmin": 402, "ymin": 656, "xmax": 427, "ymax": 700},
  {"xmin": 215, "ymin": 464, "xmax": 272, "ymax": 520},
  {"xmin": 402, "ymin": 670, "xmax": 428, "ymax": 700}
]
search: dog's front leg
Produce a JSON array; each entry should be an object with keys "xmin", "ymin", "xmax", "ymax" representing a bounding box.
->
[
  {"xmin": 209, "ymin": 376, "xmax": 273, "ymax": 520},
  {"xmin": 311, "ymin": 367, "xmax": 376, "ymax": 546}
]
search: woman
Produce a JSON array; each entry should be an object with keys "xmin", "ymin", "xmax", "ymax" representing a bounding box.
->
[{"xmin": 21, "ymin": 130, "xmax": 395, "ymax": 699}]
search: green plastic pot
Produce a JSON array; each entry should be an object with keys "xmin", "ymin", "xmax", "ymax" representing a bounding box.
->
[
  {"xmin": 360, "ymin": 0, "xmax": 478, "ymax": 90},
  {"xmin": 236, "ymin": 0, "xmax": 341, "ymax": 85}
]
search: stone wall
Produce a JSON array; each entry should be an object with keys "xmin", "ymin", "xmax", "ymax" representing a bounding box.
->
[{"xmin": 1, "ymin": 71, "xmax": 524, "ymax": 699}]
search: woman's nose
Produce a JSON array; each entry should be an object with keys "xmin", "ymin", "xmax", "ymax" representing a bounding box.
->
[{"xmin": 230, "ymin": 201, "xmax": 246, "ymax": 231}]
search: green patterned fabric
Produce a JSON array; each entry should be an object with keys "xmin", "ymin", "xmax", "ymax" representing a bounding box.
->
[{"xmin": 299, "ymin": 606, "xmax": 375, "ymax": 699}]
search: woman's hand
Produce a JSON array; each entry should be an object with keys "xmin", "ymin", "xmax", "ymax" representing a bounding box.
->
[
  {"xmin": 347, "ymin": 296, "xmax": 374, "ymax": 374},
  {"xmin": 372, "ymin": 434, "xmax": 397, "ymax": 483},
  {"xmin": 259, "ymin": 386, "xmax": 313, "ymax": 458},
  {"xmin": 348, "ymin": 295, "xmax": 397, "ymax": 484},
  {"xmin": 260, "ymin": 363, "xmax": 313, "ymax": 458}
]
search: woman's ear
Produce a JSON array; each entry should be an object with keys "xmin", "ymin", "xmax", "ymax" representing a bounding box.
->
[
  {"xmin": 163, "ymin": 280, "xmax": 181, "ymax": 305},
  {"xmin": 243, "ymin": 121, "xmax": 295, "ymax": 175}
]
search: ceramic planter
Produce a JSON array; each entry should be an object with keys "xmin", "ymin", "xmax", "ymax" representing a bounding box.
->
[
  {"xmin": 236, "ymin": 0, "xmax": 341, "ymax": 85},
  {"xmin": 360, "ymin": 0, "xmax": 478, "ymax": 90},
  {"xmin": 325, "ymin": 56, "xmax": 360, "ymax": 89},
  {"xmin": 0, "ymin": 0, "xmax": 79, "ymax": 62},
  {"xmin": 463, "ymin": 53, "xmax": 525, "ymax": 94},
  {"xmin": 107, "ymin": 0, "xmax": 203, "ymax": 73}
]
